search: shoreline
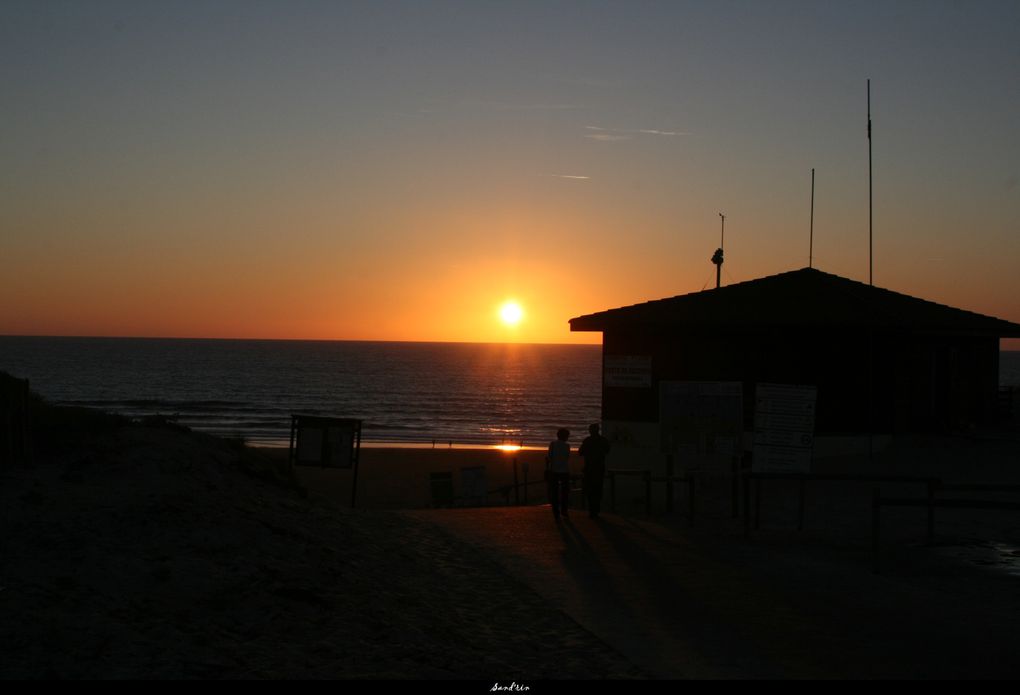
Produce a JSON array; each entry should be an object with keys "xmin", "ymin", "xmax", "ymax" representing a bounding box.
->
[
  {"xmin": 270, "ymin": 445, "xmax": 557, "ymax": 511},
  {"xmin": 252, "ymin": 441, "xmax": 548, "ymax": 452}
]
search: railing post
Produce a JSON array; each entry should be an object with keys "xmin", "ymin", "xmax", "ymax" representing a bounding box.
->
[
  {"xmin": 610, "ymin": 471, "xmax": 617, "ymax": 513},
  {"xmin": 731, "ymin": 456, "xmax": 740, "ymax": 518},
  {"xmin": 645, "ymin": 471, "xmax": 652, "ymax": 515},
  {"xmin": 513, "ymin": 458, "xmax": 520, "ymax": 506},
  {"xmin": 665, "ymin": 453, "xmax": 674, "ymax": 513},
  {"xmin": 754, "ymin": 477, "xmax": 762, "ymax": 530},
  {"xmin": 688, "ymin": 474, "xmax": 696, "ymax": 526},
  {"xmin": 872, "ymin": 487, "xmax": 881, "ymax": 574},
  {"xmin": 743, "ymin": 472, "xmax": 751, "ymax": 538},
  {"xmin": 797, "ymin": 477, "xmax": 806, "ymax": 532}
]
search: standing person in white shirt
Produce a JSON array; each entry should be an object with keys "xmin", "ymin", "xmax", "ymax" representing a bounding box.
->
[{"xmin": 546, "ymin": 427, "xmax": 572, "ymax": 521}]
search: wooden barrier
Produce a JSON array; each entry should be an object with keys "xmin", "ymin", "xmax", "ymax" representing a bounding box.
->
[
  {"xmin": 608, "ymin": 469, "xmax": 652, "ymax": 516},
  {"xmin": 489, "ymin": 472, "xmax": 586, "ymax": 509},
  {"xmin": 743, "ymin": 472, "xmax": 939, "ymax": 539},
  {"xmin": 651, "ymin": 474, "xmax": 696, "ymax": 524},
  {"xmin": 871, "ymin": 483, "xmax": 1020, "ymax": 573}
]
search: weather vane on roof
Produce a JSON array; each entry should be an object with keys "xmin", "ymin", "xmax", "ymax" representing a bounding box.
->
[{"xmin": 711, "ymin": 213, "xmax": 725, "ymax": 289}]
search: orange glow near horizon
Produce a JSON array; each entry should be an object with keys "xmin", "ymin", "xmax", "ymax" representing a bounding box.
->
[{"xmin": 3, "ymin": 244, "xmax": 1018, "ymax": 348}]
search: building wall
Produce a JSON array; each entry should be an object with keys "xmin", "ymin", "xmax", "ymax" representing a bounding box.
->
[{"xmin": 600, "ymin": 329, "xmax": 1000, "ymax": 436}]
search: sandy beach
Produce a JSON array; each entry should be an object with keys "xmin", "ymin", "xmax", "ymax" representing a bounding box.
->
[
  {"xmin": 291, "ymin": 446, "xmax": 553, "ymax": 511},
  {"xmin": 2, "ymin": 409, "xmax": 1020, "ymax": 679},
  {"xmin": 0, "ymin": 424, "xmax": 641, "ymax": 679}
]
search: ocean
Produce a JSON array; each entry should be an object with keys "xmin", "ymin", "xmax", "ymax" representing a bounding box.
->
[
  {"xmin": 1, "ymin": 337, "xmax": 1018, "ymax": 448},
  {"xmin": 0, "ymin": 337, "xmax": 601, "ymax": 447}
]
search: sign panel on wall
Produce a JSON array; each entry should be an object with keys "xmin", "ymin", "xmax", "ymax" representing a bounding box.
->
[
  {"xmin": 752, "ymin": 383, "xmax": 817, "ymax": 474},
  {"xmin": 604, "ymin": 355, "xmax": 653, "ymax": 388}
]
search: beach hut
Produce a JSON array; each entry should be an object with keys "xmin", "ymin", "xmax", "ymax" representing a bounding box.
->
[{"xmin": 570, "ymin": 268, "xmax": 1020, "ymax": 450}]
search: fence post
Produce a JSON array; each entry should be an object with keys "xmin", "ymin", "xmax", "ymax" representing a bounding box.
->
[
  {"xmin": 731, "ymin": 456, "xmax": 740, "ymax": 518},
  {"xmin": 872, "ymin": 487, "xmax": 882, "ymax": 574},
  {"xmin": 688, "ymin": 474, "xmax": 696, "ymax": 526},
  {"xmin": 644, "ymin": 471, "xmax": 651, "ymax": 515},
  {"xmin": 743, "ymin": 473, "xmax": 751, "ymax": 538},
  {"xmin": 754, "ymin": 478, "xmax": 762, "ymax": 530},
  {"xmin": 610, "ymin": 471, "xmax": 617, "ymax": 513},
  {"xmin": 797, "ymin": 477, "xmax": 807, "ymax": 532},
  {"xmin": 513, "ymin": 458, "xmax": 519, "ymax": 505},
  {"xmin": 665, "ymin": 453, "xmax": 674, "ymax": 513}
]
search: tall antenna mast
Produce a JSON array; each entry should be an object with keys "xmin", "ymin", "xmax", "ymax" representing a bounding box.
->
[
  {"xmin": 868, "ymin": 79, "xmax": 873, "ymax": 285},
  {"xmin": 711, "ymin": 213, "xmax": 725, "ymax": 289},
  {"xmin": 809, "ymin": 168, "xmax": 815, "ymax": 269},
  {"xmin": 866, "ymin": 80, "xmax": 875, "ymax": 464}
]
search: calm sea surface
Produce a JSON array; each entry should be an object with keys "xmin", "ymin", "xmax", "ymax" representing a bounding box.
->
[
  {"xmin": 0, "ymin": 337, "xmax": 601, "ymax": 447},
  {"xmin": 1, "ymin": 337, "xmax": 1017, "ymax": 447}
]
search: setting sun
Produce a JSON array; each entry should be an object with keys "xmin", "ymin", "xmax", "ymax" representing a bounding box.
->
[{"xmin": 499, "ymin": 301, "xmax": 524, "ymax": 326}]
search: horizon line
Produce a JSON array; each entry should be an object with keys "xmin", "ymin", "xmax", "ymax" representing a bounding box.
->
[{"xmin": 0, "ymin": 333, "xmax": 602, "ymax": 348}]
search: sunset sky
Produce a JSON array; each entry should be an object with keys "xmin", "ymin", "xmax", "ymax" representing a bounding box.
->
[{"xmin": 2, "ymin": 1, "xmax": 1018, "ymax": 345}]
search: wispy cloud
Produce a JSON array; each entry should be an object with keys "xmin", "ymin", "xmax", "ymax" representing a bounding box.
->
[
  {"xmin": 585, "ymin": 125, "xmax": 690, "ymax": 139},
  {"xmin": 548, "ymin": 174, "xmax": 590, "ymax": 180}
]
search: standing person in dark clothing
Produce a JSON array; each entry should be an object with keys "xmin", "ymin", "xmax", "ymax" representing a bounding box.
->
[
  {"xmin": 579, "ymin": 423, "xmax": 611, "ymax": 519},
  {"xmin": 546, "ymin": 427, "xmax": 572, "ymax": 521}
]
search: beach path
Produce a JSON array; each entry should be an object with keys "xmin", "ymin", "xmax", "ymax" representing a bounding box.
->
[{"xmin": 405, "ymin": 505, "xmax": 1020, "ymax": 679}]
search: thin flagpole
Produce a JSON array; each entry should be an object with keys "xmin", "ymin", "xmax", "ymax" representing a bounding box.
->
[
  {"xmin": 868, "ymin": 79, "xmax": 873, "ymax": 286},
  {"xmin": 809, "ymin": 168, "xmax": 815, "ymax": 268},
  {"xmin": 867, "ymin": 80, "xmax": 874, "ymax": 462}
]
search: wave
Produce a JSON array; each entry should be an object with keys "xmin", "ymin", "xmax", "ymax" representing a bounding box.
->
[{"xmin": 1, "ymin": 337, "xmax": 603, "ymax": 447}]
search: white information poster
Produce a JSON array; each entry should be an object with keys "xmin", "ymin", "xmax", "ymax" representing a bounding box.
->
[{"xmin": 752, "ymin": 383, "xmax": 817, "ymax": 473}]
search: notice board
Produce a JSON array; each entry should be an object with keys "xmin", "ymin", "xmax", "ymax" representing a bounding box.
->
[{"xmin": 752, "ymin": 383, "xmax": 817, "ymax": 474}]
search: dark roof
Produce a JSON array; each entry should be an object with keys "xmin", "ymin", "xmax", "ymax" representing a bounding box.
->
[{"xmin": 569, "ymin": 267, "xmax": 1020, "ymax": 337}]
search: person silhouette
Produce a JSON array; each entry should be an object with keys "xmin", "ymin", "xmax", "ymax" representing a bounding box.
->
[
  {"xmin": 579, "ymin": 423, "xmax": 611, "ymax": 519},
  {"xmin": 546, "ymin": 428, "xmax": 571, "ymax": 521}
]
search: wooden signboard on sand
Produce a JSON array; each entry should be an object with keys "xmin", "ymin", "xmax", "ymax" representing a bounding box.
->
[{"xmin": 289, "ymin": 415, "xmax": 362, "ymax": 507}]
